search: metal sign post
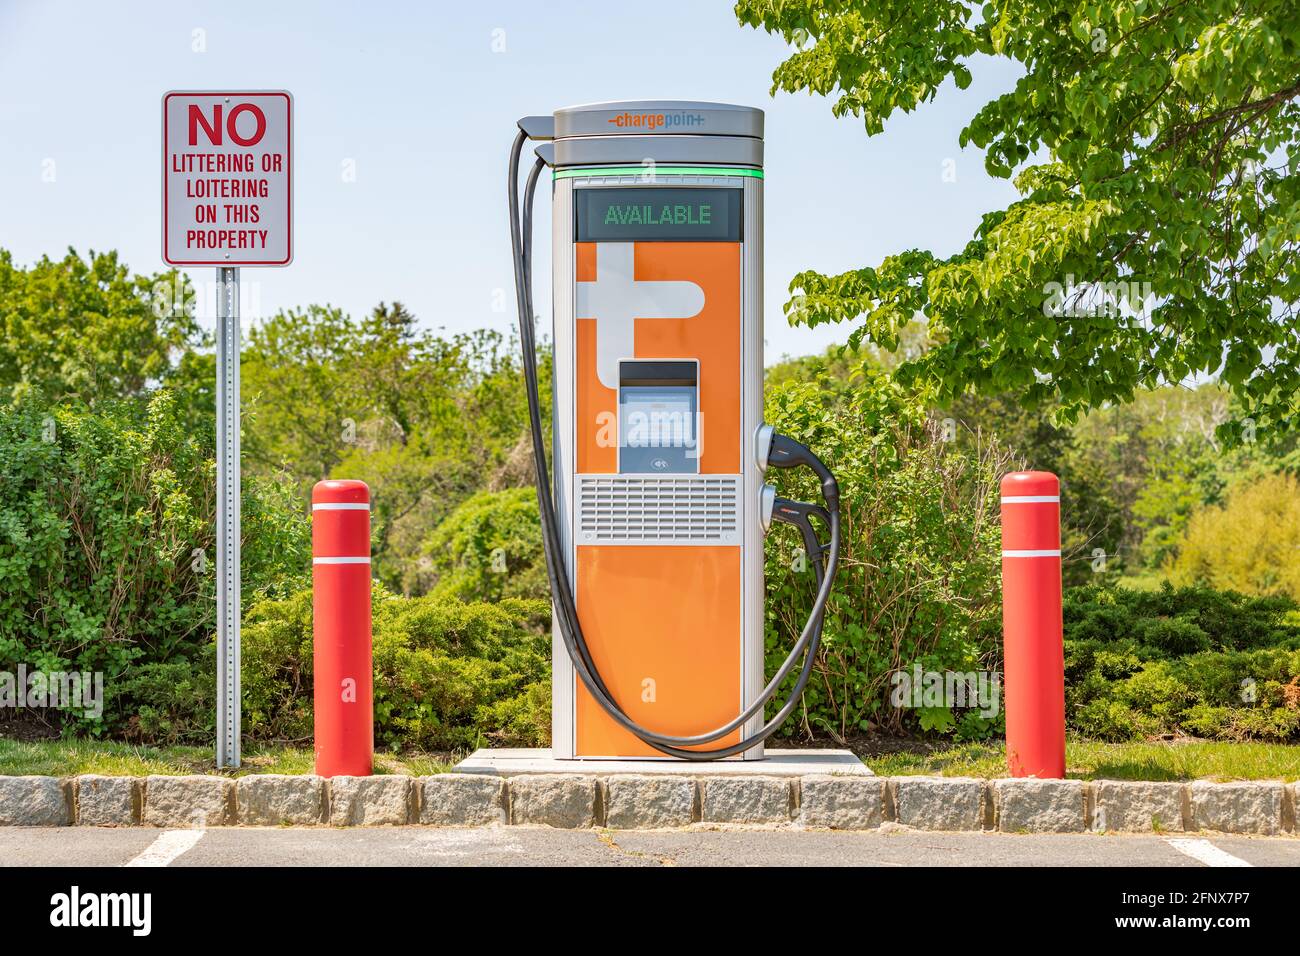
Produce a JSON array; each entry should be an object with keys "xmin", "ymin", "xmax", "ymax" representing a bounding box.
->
[
  {"xmin": 163, "ymin": 90, "xmax": 292, "ymax": 769},
  {"xmin": 215, "ymin": 266, "xmax": 242, "ymax": 768}
]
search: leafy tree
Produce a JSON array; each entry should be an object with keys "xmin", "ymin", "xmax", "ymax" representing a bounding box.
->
[
  {"xmin": 738, "ymin": 1, "xmax": 1300, "ymax": 438},
  {"xmin": 769, "ymin": 342, "xmax": 1125, "ymax": 584},
  {"xmin": 770, "ymin": 346, "xmax": 1298, "ymax": 585},
  {"xmin": 241, "ymin": 303, "xmax": 541, "ymax": 593},
  {"xmin": 159, "ymin": 348, "xmax": 216, "ymax": 448},
  {"xmin": 1168, "ymin": 471, "xmax": 1300, "ymax": 598},
  {"xmin": 1069, "ymin": 383, "xmax": 1297, "ymax": 570},
  {"xmin": 949, "ymin": 388, "xmax": 1128, "ymax": 584},
  {"xmin": 0, "ymin": 249, "xmax": 198, "ymax": 405},
  {"xmin": 241, "ymin": 304, "xmax": 354, "ymax": 482}
]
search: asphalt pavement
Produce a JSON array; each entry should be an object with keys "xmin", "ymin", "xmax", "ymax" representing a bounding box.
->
[{"xmin": 1, "ymin": 826, "xmax": 1297, "ymax": 867}]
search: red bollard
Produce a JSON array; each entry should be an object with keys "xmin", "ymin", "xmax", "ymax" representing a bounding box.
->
[
  {"xmin": 1000, "ymin": 471, "xmax": 1066, "ymax": 778},
  {"xmin": 312, "ymin": 479, "xmax": 373, "ymax": 777}
]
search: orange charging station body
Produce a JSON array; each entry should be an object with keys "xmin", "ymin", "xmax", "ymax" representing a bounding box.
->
[{"xmin": 541, "ymin": 103, "xmax": 767, "ymax": 759}]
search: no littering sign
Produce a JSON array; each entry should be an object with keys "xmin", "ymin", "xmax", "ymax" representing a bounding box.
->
[{"xmin": 162, "ymin": 91, "xmax": 292, "ymax": 266}]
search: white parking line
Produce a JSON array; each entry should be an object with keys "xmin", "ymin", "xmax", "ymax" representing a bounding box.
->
[
  {"xmin": 125, "ymin": 830, "xmax": 206, "ymax": 867},
  {"xmin": 1166, "ymin": 838, "xmax": 1253, "ymax": 867}
]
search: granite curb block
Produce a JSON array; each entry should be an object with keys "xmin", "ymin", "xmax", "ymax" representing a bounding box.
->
[
  {"xmin": 328, "ymin": 775, "xmax": 413, "ymax": 826},
  {"xmin": 0, "ymin": 774, "xmax": 1295, "ymax": 833},
  {"xmin": 1093, "ymin": 780, "xmax": 1187, "ymax": 832},
  {"xmin": 892, "ymin": 776, "xmax": 986, "ymax": 831},
  {"xmin": 0, "ymin": 776, "xmax": 71, "ymax": 826},
  {"xmin": 237, "ymin": 775, "xmax": 326, "ymax": 826},
  {"xmin": 143, "ymin": 775, "xmax": 235, "ymax": 828},
  {"xmin": 799, "ymin": 775, "xmax": 885, "ymax": 829},
  {"xmin": 76, "ymin": 775, "xmax": 141, "ymax": 826},
  {"xmin": 419, "ymin": 774, "xmax": 507, "ymax": 826},
  {"xmin": 701, "ymin": 776, "xmax": 792, "ymax": 824},
  {"xmin": 1190, "ymin": 780, "xmax": 1284, "ymax": 836},
  {"xmin": 508, "ymin": 774, "xmax": 598, "ymax": 828},
  {"xmin": 994, "ymin": 778, "xmax": 1087, "ymax": 833},
  {"xmin": 605, "ymin": 775, "xmax": 697, "ymax": 829}
]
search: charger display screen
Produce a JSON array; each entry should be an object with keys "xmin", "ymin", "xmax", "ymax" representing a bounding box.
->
[
  {"xmin": 576, "ymin": 187, "xmax": 741, "ymax": 242},
  {"xmin": 617, "ymin": 360, "xmax": 700, "ymax": 474}
]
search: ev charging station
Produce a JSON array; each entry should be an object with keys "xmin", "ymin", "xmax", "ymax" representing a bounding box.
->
[{"xmin": 508, "ymin": 102, "xmax": 842, "ymax": 761}]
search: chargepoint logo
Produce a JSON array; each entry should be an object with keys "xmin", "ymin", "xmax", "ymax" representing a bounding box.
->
[
  {"xmin": 49, "ymin": 886, "xmax": 152, "ymax": 936},
  {"xmin": 607, "ymin": 111, "xmax": 706, "ymax": 130}
]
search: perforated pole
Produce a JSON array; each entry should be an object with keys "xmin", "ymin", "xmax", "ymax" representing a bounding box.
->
[{"xmin": 216, "ymin": 266, "xmax": 242, "ymax": 768}]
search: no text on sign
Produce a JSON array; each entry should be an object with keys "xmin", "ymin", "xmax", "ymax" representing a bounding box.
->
[{"xmin": 163, "ymin": 90, "xmax": 293, "ymax": 266}]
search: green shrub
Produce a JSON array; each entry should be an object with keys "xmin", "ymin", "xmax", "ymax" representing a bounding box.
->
[
  {"xmin": 763, "ymin": 369, "xmax": 1009, "ymax": 741},
  {"xmin": 422, "ymin": 488, "xmax": 545, "ymax": 602},
  {"xmin": 1063, "ymin": 584, "xmax": 1300, "ymax": 741},
  {"xmin": 476, "ymin": 680, "xmax": 551, "ymax": 748},
  {"xmin": 1064, "ymin": 583, "xmax": 1300, "ymax": 654},
  {"xmin": 114, "ymin": 655, "xmax": 217, "ymax": 745},
  {"xmin": 1181, "ymin": 704, "xmax": 1300, "ymax": 741},
  {"xmin": 1072, "ymin": 699, "xmax": 1161, "ymax": 741},
  {"xmin": 1113, "ymin": 661, "xmax": 1194, "ymax": 724},
  {"xmin": 0, "ymin": 391, "xmax": 309, "ymax": 739},
  {"xmin": 241, "ymin": 586, "xmax": 551, "ymax": 750}
]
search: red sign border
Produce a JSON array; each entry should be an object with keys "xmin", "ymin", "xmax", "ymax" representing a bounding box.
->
[{"xmin": 162, "ymin": 90, "xmax": 293, "ymax": 267}]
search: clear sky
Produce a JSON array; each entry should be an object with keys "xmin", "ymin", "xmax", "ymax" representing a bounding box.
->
[{"xmin": 0, "ymin": 0, "xmax": 1022, "ymax": 362}]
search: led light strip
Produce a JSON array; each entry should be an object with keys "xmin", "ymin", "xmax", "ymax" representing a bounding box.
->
[{"xmin": 554, "ymin": 165, "xmax": 763, "ymax": 179}]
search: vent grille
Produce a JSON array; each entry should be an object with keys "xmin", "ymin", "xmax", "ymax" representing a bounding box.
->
[{"xmin": 577, "ymin": 475, "xmax": 741, "ymax": 545}]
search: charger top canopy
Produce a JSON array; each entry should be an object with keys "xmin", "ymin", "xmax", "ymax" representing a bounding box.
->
[{"xmin": 544, "ymin": 100, "xmax": 763, "ymax": 169}]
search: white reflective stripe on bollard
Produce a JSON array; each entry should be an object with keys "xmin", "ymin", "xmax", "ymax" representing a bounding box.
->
[
  {"xmin": 313, "ymin": 556, "xmax": 372, "ymax": 564},
  {"xmin": 1001, "ymin": 549, "xmax": 1062, "ymax": 557},
  {"xmin": 999, "ymin": 495, "xmax": 1060, "ymax": 503},
  {"xmin": 311, "ymin": 502, "xmax": 371, "ymax": 510}
]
